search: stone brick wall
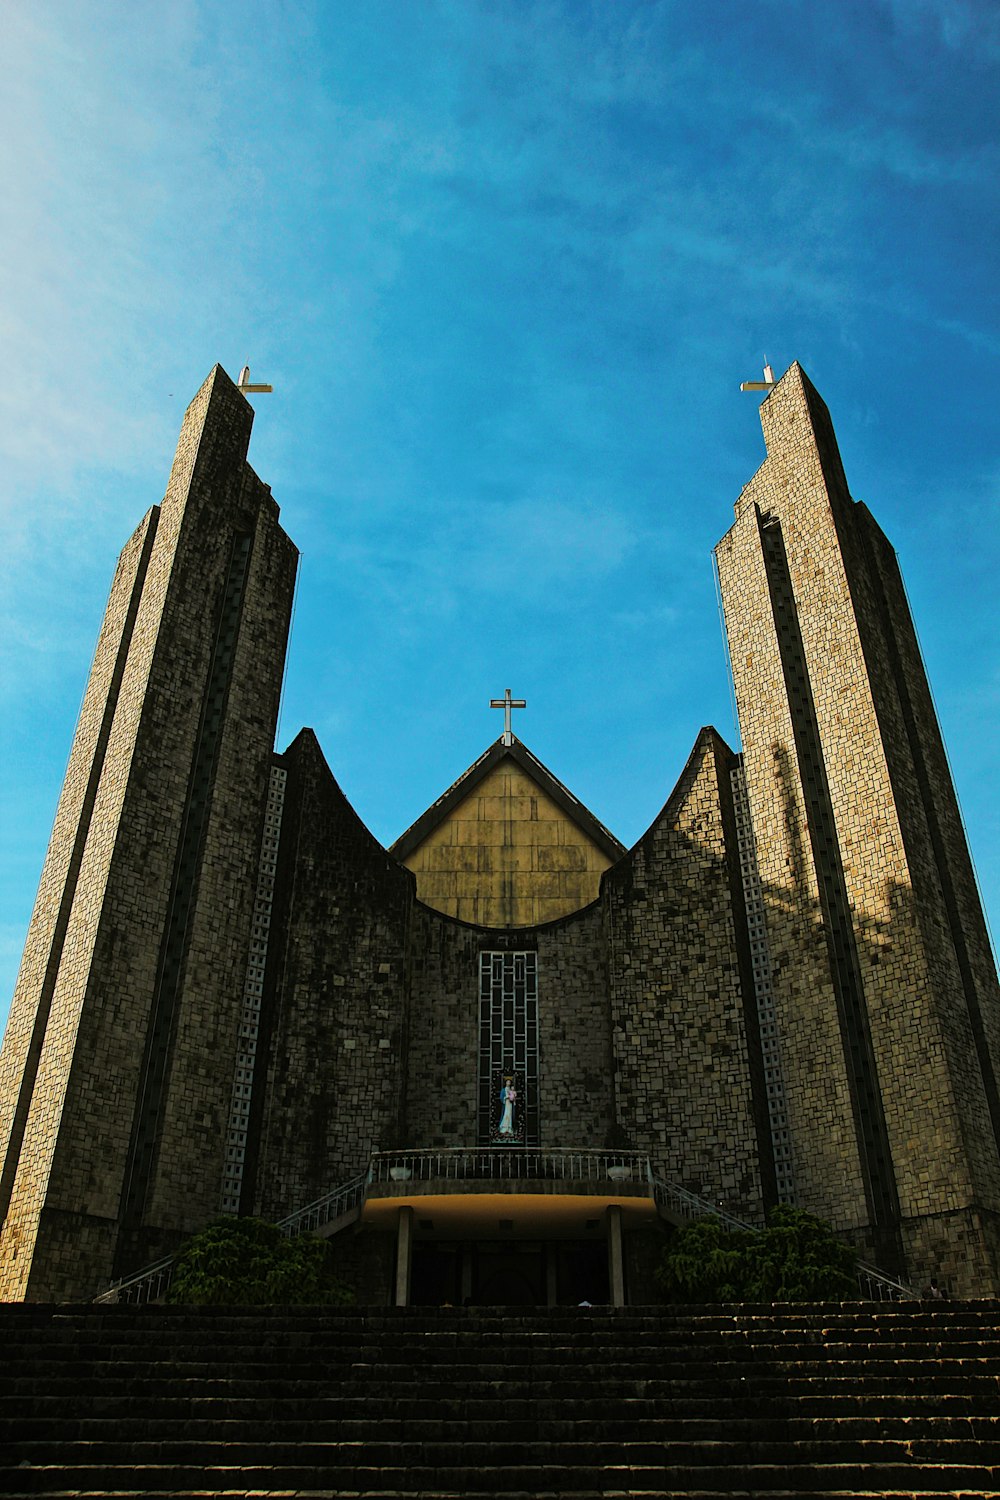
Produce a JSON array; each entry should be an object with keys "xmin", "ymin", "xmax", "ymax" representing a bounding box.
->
[
  {"xmin": 0, "ymin": 509, "xmax": 159, "ymax": 1299},
  {"xmin": 850, "ymin": 509, "xmax": 1000, "ymax": 1178},
  {"xmin": 134, "ymin": 464, "xmax": 298, "ymax": 1249},
  {"xmin": 604, "ymin": 727, "xmax": 770, "ymax": 1224},
  {"xmin": 402, "ymin": 914, "xmax": 482, "ymax": 1149},
  {"xmin": 0, "ymin": 368, "xmax": 297, "ymax": 1298},
  {"xmin": 716, "ymin": 362, "xmax": 1000, "ymax": 1291},
  {"xmin": 536, "ymin": 909, "xmax": 615, "ymax": 1149},
  {"xmin": 835, "ymin": 503, "xmax": 1000, "ymax": 1289},
  {"xmin": 716, "ymin": 370, "xmax": 879, "ymax": 1246},
  {"xmin": 252, "ymin": 731, "xmax": 413, "ymax": 1218},
  {"xmin": 403, "ymin": 903, "xmax": 614, "ymax": 1151}
]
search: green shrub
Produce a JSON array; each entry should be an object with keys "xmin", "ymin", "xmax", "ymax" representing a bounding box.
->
[
  {"xmin": 655, "ymin": 1206, "xmax": 858, "ymax": 1302},
  {"xmin": 166, "ymin": 1216, "xmax": 354, "ymax": 1305}
]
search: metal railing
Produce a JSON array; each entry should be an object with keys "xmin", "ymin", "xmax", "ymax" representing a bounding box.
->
[
  {"xmin": 651, "ymin": 1173, "xmax": 760, "ymax": 1235},
  {"xmin": 855, "ymin": 1260, "xmax": 914, "ymax": 1302},
  {"xmin": 94, "ymin": 1171, "xmax": 369, "ymax": 1305},
  {"xmin": 275, "ymin": 1171, "xmax": 368, "ymax": 1236},
  {"xmin": 94, "ymin": 1150, "xmax": 915, "ymax": 1305},
  {"xmin": 368, "ymin": 1147, "xmax": 651, "ymax": 1185},
  {"xmin": 650, "ymin": 1171, "xmax": 914, "ymax": 1301},
  {"xmin": 93, "ymin": 1254, "xmax": 175, "ymax": 1306}
]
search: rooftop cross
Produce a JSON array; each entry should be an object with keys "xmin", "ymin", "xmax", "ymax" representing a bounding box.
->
[
  {"xmin": 490, "ymin": 688, "xmax": 526, "ymax": 746},
  {"xmin": 740, "ymin": 360, "xmax": 776, "ymax": 393},
  {"xmin": 237, "ymin": 364, "xmax": 274, "ymax": 396}
]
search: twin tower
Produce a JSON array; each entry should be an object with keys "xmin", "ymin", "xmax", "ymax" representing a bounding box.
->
[{"xmin": 2, "ymin": 362, "xmax": 998, "ymax": 1304}]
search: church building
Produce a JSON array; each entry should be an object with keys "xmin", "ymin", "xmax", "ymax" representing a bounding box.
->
[{"xmin": 1, "ymin": 361, "xmax": 998, "ymax": 1304}]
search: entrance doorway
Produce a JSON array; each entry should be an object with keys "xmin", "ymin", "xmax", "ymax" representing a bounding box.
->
[{"xmin": 409, "ymin": 1239, "xmax": 610, "ymax": 1307}]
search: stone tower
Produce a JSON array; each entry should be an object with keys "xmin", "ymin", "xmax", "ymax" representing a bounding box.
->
[
  {"xmin": 715, "ymin": 363, "xmax": 1000, "ymax": 1285},
  {"xmin": 0, "ymin": 368, "xmax": 297, "ymax": 1299}
]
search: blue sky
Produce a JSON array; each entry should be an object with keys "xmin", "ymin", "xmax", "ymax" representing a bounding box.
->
[{"xmin": 1, "ymin": 0, "xmax": 998, "ymax": 1029}]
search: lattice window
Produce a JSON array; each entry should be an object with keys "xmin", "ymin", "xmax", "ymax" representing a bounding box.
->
[
  {"xmin": 478, "ymin": 951, "xmax": 539, "ymax": 1146},
  {"xmin": 220, "ymin": 762, "xmax": 287, "ymax": 1212},
  {"xmin": 731, "ymin": 762, "xmax": 796, "ymax": 1204}
]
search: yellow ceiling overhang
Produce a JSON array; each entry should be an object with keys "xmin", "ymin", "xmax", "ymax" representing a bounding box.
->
[{"xmin": 362, "ymin": 1188, "xmax": 657, "ymax": 1238}]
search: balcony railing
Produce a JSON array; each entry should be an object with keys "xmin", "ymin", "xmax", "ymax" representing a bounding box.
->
[
  {"xmin": 368, "ymin": 1147, "xmax": 651, "ymax": 1186},
  {"xmin": 94, "ymin": 1148, "xmax": 915, "ymax": 1305}
]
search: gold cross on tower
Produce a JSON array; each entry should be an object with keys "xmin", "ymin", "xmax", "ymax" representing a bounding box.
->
[
  {"xmin": 490, "ymin": 688, "xmax": 526, "ymax": 746},
  {"xmin": 237, "ymin": 365, "xmax": 274, "ymax": 396}
]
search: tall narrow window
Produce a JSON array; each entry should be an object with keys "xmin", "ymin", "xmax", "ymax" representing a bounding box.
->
[{"xmin": 478, "ymin": 952, "xmax": 539, "ymax": 1145}]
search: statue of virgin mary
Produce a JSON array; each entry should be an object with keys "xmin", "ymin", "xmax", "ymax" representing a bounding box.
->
[{"xmin": 498, "ymin": 1076, "xmax": 517, "ymax": 1138}]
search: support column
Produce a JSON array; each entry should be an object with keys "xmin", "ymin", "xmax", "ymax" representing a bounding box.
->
[
  {"xmin": 394, "ymin": 1206, "xmax": 413, "ymax": 1307},
  {"xmin": 608, "ymin": 1205, "xmax": 625, "ymax": 1307},
  {"xmin": 546, "ymin": 1244, "xmax": 558, "ymax": 1307}
]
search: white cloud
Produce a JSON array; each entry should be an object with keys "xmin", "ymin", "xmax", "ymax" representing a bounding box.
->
[{"xmin": 884, "ymin": 0, "xmax": 1000, "ymax": 60}]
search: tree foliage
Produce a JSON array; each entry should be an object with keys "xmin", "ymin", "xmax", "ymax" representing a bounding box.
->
[
  {"xmin": 166, "ymin": 1216, "xmax": 354, "ymax": 1305},
  {"xmin": 655, "ymin": 1206, "xmax": 858, "ymax": 1302}
]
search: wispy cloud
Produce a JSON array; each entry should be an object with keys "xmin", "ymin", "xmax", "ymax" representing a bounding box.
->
[
  {"xmin": 1, "ymin": 0, "xmax": 997, "ymax": 1023},
  {"xmin": 884, "ymin": 0, "xmax": 1000, "ymax": 61},
  {"xmin": 321, "ymin": 494, "xmax": 637, "ymax": 620}
]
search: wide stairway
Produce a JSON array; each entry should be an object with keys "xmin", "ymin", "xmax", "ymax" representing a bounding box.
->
[{"xmin": 2, "ymin": 1302, "xmax": 999, "ymax": 1498}]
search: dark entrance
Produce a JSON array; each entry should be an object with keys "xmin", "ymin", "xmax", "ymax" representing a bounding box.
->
[
  {"xmin": 475, "ymin": 1243, "xmax": 545, "ymax": 1305},
  {"xmin": 554, "ymin": 1241, "xmax": 609, "ymax": 1305},
  {"xmin": 410, "ymin": 1239, "xmax": 610, "ymax": 1306}
]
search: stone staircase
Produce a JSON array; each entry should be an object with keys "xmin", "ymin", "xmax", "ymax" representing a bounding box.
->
[{"xmin": 2, "ymin": 1302, "xmax": 1000, "ymax": 1497}]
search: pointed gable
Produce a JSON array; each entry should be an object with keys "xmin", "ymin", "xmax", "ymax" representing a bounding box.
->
[{"xmin": 391, "ymin": 737, "xmax": 626, "ymax": 928}]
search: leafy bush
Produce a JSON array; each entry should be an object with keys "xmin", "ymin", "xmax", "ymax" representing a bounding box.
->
[
  {"xmin": 167, "ymin": 1216, "xmax": 354, "ymax": 1305},
  {"xmin": 655, "ymin": 1206, "xmax": 858, "ymax": 1302}
]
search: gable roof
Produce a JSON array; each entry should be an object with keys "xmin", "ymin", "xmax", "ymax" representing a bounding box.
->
[{"xmin": 390, "ymin": 735, "xmax": 627, "ymax": 865}]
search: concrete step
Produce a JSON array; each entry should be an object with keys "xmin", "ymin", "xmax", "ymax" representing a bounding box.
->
[
  {"xmin": 4, "ymin": 1492, "xmax": 1000, "ymax": 1500},
  {"xmin": 3, "ymin": 1303, "xmax": 999, "ymax": 1497},
  {"xmin": 6, "ymin": 1374, "xmax": 999, "ymax": 1405},
  {"xmin": 5, "ymin": 1413, "xmax": 999, "ymax": 1442},
  {"xmin": 5, "ymin": 1336, "xmax": 996, "ymax": 1365},
  {"xmin": 6, "ymin": 1351, "xmax": 999, "ymax": 1377},
  {"xmin": 6, "ymin": 1437, "xmax": 1000, "ymax": 1468},
  {"xmin": 5, "ymin": 1460, "xmax": 1000, "ymax": 1493},
  {"xmin": 4, "ymin": 1329, "xmax": 981, "ymax": 1349},
  {"xmin": 5, "ymin": 1311, "xmax": 1000, "ymax": 1339},
  {"xmin": 4, "ymin": 1391, "xmax": 994, "ymax": 1422}
]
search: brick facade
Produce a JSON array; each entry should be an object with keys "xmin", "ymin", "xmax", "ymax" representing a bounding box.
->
[
  {"xmin": 715, "ymin": 364, "xmax": 1000, "ymax": 1289},
  {"xmin": 0, "ymin": 368, "xmax": 297, "ymax": 1297},
  {"xmin": 252, "ymin": 731, "xmax": 412, "ymax": 1218},
  {"xmin": 605, "ymin": 728, "xmax": 773, "ymax": 1223},
  {"xmin": 1, "ymin": 360, "xmax": 997, "ymax": 1301}
]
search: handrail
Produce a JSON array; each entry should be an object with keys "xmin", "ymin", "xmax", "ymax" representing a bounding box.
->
[
  {"xmin": 368, "ymin": 1147, "xmax": 650, "ymax": 1185},
  {"xmin": 649, "ymin": 1171, "xmax": 915, "ymax": 1301},
  {"xmin": 94, "ymin": 1151, "xmax": 915, "ymax": 1305},
  {"xmin": 650, "ymin": 1172, "xmax": 760, "ymax": 1235},
  {"xmin": 855, "ymin": 1259, "xmax": 914, "ymax": 1302},
  {"xmin": 93, "ymin": 1254, "xmax": 176, "ymax": 1306},
  {"xmin": 94, "ymin": 1171, "xmax": 369, "ymax": 1305},
  {"xmin": 275, "ymin": 1171, "xmax": 368, "ymax": 1236}
]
